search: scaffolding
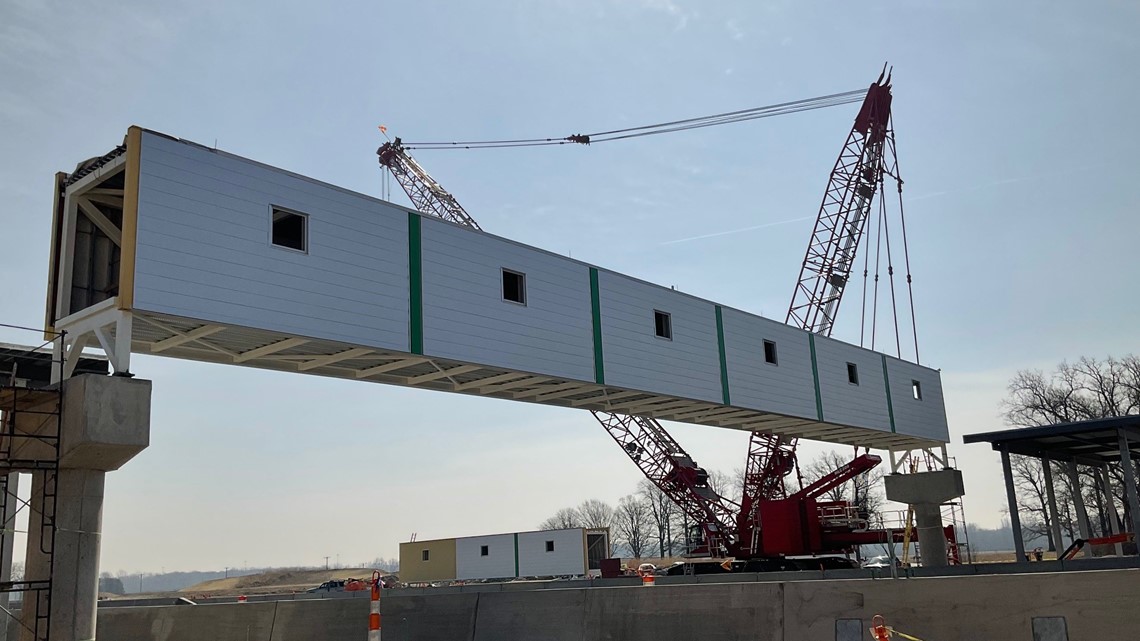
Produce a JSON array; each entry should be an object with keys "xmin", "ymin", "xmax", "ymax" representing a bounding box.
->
[{"xmin": 0, "ymin": 333, "xmax": 64, "ymax": 640}]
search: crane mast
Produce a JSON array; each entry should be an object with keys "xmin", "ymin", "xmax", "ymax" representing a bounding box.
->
[
  {"xmin": 377, "ymin": 140, "xmax": 740, "ymax": 556},
  {"xmin": 739, "ymin": 74, "xmax": 895, "ymax": 556}
]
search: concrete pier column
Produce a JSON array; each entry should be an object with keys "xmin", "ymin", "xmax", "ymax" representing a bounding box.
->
[
  {"xmin": 52, "ymin": 469, "xmax": 106, "ymax": 640},
  {"xmin": 19, "ymin": 473, "xmax": 48, "ymax": 641},
  {"xmin": 884, "ymin": 468, "xmax": 966, "ymax": 568}
]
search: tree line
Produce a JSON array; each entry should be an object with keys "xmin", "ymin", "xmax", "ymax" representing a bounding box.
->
[{"xmin": 539, "ymin": 451, "xmax": 884, "ymax": 559}]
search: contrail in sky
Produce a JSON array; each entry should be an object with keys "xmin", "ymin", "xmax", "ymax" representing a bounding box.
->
[{"xmin": 661, "ymin": 215, "xmax": 814, "ymax": 246}]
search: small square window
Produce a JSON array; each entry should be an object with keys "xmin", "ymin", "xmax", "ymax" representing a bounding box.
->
[
  {"xmin": 422, "ymin": 549, "xmax": 430, "ymax": 562},
  {"xmin": 847, "ymin": 362, "xmax": 860, "ymax": 385},
  {"xmin": 502, "ymin": 269, "xmax": 526, "ymax": 305},
  {"xmin": 480, "ymin": 545, "xmax": 489, "ymax": 557},
  {"xmin": 763, "ymin": 340, "xmax": 778, "ymax": 365},
  {"xmin": 271, "ymin": 207, "xmax": 307, "ymax": 252},
  {"xmin": 545, "ymin": 540, "xmax": 555, "ymax": 553},
  {"xmin": 912, "ymin": 380, "xmax": 923, "ymax": 400},
  {"xmin": 654, "ymin": 310, "xmax": 672, "ymax": 340}
]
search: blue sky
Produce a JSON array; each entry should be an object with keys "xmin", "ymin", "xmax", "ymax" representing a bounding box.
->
[{"xmin": 1, "ymin": 1, "xmax": 1137, "ymax": 572}]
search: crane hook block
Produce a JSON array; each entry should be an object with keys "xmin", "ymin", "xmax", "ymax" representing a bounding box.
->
[{"xmin": 567, "ymin": 134, "xmax": 591, "ymax": 145}]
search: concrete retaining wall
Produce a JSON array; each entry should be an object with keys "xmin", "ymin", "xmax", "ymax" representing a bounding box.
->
[{"xmin": 97, "ymin": 569, "xmax": 1139, "ymax": 641}]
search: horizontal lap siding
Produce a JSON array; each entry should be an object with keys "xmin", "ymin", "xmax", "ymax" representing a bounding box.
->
[
  {"xmin": 886, "ymin": 358, "xmax": 950, "ymax": 441},
  {"xmin": 813, "ymin": 336, "xmax": 891, "ymax": 432},
  {"xmin": 455, "ymin": 534, "xmax": 516, "ymax": 580},
  {"xmin": 517, "ymin": 529, "xmax": 585, "ymax": 577},
  {"xmin": 597, "ymin": 272, "xmax": 721, "ymax": 403},
  {"xmin": 720, "ymin": 309, "xmax": 817, "ymax": 419},
  {"xmin": 133, "ymin": 132, "xmax": 409, "ymax": 351},
  {"xmin": 420, "ymin": 218, "xmax": 594, "ymax": 381}
]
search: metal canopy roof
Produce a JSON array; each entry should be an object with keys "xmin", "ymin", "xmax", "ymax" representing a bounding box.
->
[{"xmin": 963, "ymin": 415, "xmax": 1140, "ymax": 463}]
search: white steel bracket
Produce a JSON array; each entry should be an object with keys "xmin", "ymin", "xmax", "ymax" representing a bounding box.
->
[{"xmin": 51, "ymin": 298, "xmax": 133, "ymax": 382}]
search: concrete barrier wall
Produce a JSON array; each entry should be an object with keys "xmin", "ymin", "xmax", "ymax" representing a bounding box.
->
[{"xmin": 98, "ymin": 569, "xmax": 1140, "ymax": 641}]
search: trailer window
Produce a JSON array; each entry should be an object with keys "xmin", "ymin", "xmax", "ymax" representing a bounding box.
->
[
  {"xmin": 654, "ymin": 310, "xmax": 672, "ymax": 340},
  {"xmin": 847, "ymin": 362, "xmax": 859, "ymax": 385},
  {"xmin": 912, "ymin": 380, "xmax": 923, "ymax": 400},
  {"xmin": 545, "ymin": 540, "xmax": 555, "ymax": 553},
  {"xmin": 271, "ymin": 207, "xmax": 308, "ymax": 252},
  {"xmin": 763, "ymin": 340, "xmax": 778, "ymax": 365},
  {"xmin": 502, "ymin": 269, "xmax": 526, "ymax": 305},
  {"xmin": 421, "ymin": 549, "xmax": 430, "ymax": 562},
  {"xmin": 481, "ymin": 545, "xmax": 489, "ymax": 556}
]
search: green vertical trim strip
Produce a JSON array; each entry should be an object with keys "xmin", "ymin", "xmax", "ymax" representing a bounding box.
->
[
  {"xmin": 808, "ymin": 334, "xmax": 824, "ymax": 421},
  {"xmin": 881, "ymin": 354, "xmax": 897, "ymax": 433},
  {"xmin": 589, "ymin": 268, "xmax": 605, "ymax": 384},
  {"xmin": 408, "ymin": 212, "xmax": 423, "ymax": 355},
  {"xmin": 714, "ymin": 306, "xmax": 731, "ymax": 405},
  {"xmin": 513, "ymin": 533, "xmax": 520, "ymax": 577}
]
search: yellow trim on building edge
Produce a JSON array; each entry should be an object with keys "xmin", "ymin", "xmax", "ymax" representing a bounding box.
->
[
  {"xmin": 43, "ymin": 172, "xmax": 68, "ymax": 339},
  {"xmin": 118, "ymin": 126, "xmax": 143, "ymax": 311}
]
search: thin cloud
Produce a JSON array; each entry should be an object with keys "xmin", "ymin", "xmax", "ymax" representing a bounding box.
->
[
  {"xmin": 725, "ymin": 18, "xmax": 745, "ymax": 40},
  {"xmin": 661, "ymin": 215, "xmax": 814, "ymax": 245}
]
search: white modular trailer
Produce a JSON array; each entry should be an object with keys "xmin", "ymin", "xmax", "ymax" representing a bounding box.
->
[{"xmin": 45, "ymin": 127, "xmax": 950, "ymax": 450}]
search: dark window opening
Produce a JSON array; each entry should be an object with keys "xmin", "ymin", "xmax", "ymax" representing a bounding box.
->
[
  {"xmin": 421, "ymin": 549, "xmax": 430, "ymax": 561},
  {"xmin": 480, "ymin": 545, "xmax": 489, "ymax": 557},
  {"xmin": 847, "ymin": 362, "xmax": 860, "ymax": 385},
  {"xmin": 654, "ymin": 310, "xmax": 672, "ymax": 340},
  {"xmin": 502, "ymin": 269, "xmax": 526, "ymax": 305},
  {"xmin": 545, "ymin": 540, "xmax": 555, "ymax": 553},
  {"xmin": 912, "ymin": 380, "xmax": 923, "ymax": 400},
  {"xmin": 271, "ymin": 207, "xmax": 307, "ymax": 252},
  {"xmin": 763, "ymin": 340, "xmax": 778, "ymax": 365}
]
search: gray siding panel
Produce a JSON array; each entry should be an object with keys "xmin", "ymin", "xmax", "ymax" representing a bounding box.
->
[
  {"xmin": 133, "ymin": 132, "xmax": 409, "ymax": 351},
  {"xmin": 720, "ymin": 309, "xmax": 817, "ymax": 419},
  {"xmin": 886, "ymin": 357, "xmax": 950, "ymax": 441},
  {"xmin": 597, "ymin": 272, "xmax": 721, "ymax": 403},
  {"xmin": 455, "ymin": 534, "xmax": 516, "ymax": 580},
  {"xmin": 813, "ymin": 336, "xmax": 891, "ymax": 431},
  {"xmin": 419, "ymin": 218, "xmax": 594, "ymax": 381}
]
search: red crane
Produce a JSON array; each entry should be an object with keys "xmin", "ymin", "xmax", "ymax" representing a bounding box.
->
[
  {"xmin": 378, "ymin": 71, "xmax": 905, "ymax": 560},
  {"xmin": 738, "ymin": 71, "xmax": 898, "ymax": 557}
]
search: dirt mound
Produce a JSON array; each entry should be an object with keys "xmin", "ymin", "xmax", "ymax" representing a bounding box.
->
[{"xmin": 183, "ymin": 568, "xmax": 383, "ymax": 595}]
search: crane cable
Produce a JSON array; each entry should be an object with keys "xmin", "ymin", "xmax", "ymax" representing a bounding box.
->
[{"xmin": 398, "ymin": 89, "xmax": 866, "ymax": 150}]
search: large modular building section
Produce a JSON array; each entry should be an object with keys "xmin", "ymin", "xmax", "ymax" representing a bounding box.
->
[
  {"xmin": 45, "ymin": 127, "xmax": 950, "ymax": 450},
  {"xmin": 399, "ymin": 528, "xmax": 609, "ymax": 583}
]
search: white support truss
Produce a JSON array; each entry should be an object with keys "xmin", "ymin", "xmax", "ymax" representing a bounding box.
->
[{"xmin": 52, "ymin": 297, "xmax": 133, "ymax": 382}]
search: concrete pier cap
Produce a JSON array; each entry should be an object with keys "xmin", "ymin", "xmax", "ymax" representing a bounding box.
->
[
  {"xmin": 884, "ymin": 469, "xmax": 965, "ymax": 568},
  {"xmin": 60, "ymin": 373, "xmax": 151, "ymax": 470}
]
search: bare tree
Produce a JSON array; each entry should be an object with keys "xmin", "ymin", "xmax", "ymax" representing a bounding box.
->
[
  {"xmin": 576, "ymin": 499, "xmax": 615, "ymax": 529},
  {"xmin": 539, "ymin": 507, "xmax": 581, "ymax": 530},
  {"xmin": 639, "ymin": 478, "xmax": 678, "ymax": 557},
  {"xmin": 613, "ymin": 495, "xmax": 651, "ymax": 558}
]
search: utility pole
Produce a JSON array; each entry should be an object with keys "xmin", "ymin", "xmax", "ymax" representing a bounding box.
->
[
  {"xmin": 224, "ymin": 566, "xmax": 230, "ymax": 578},
  {"xmin": 324, "ymin": 556, "xmax": 330, "ymax": 571}
]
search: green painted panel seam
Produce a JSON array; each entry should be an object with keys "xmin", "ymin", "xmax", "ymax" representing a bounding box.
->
[
  {"xmin": 513, "ymin": 533, "xmax": 520, "ymax": 577},
  {"xmin": 882, "ymin": 354, "xmax": 897, "ymax": 433},
  {"xmin": 808, "ymin": 333, "xmax": 824, "ymax": 422},
  {"xmin": 589, "ymin": 268, "xmax": 605, "ymax": 384},
  {"xmin": 408, "ymin": 213, "xmax": 423, "ymax": 355},
  {"xmin": 715, "ymin": 305, "xmax": 730, "ymax": 405}
]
